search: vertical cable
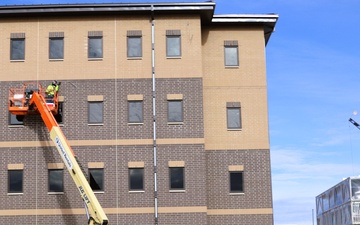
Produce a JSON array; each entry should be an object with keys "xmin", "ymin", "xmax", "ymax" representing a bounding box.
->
[
  {"xmin": 114, "ymin": 15, "xmax": 119, "ymax": 225},
  {"xmin": 151, "ymin": 5, "xmax": 159, "ymax": 225},
  {"xmin": 348, "ymin": 123, "xmax": 355, "ymax": 175},
  {"xmin": 35, "ymin": 17, "xmax": 40, "ymax": 225}
]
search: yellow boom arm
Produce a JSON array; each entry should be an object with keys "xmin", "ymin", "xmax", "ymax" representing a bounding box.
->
[
  {"xmin": 30, "ymin": 92, "xmax": 109, "ymax": 225},
  {"xmin": 50, "ymin": 127, "xmax": 108, "ymax": 225}
]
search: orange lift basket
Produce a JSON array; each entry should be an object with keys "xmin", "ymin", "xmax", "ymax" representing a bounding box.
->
[{"xmin": 8, "ymin": 82, "xmax": 59, "ymax": 116}]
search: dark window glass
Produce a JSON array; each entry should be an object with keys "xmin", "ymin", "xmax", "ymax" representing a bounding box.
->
[
  {"xmin": 89, "ymin": 169, "xmax": 104, "ymax": 191},
  {"xmin": 54, "ymin": 102, "xmax": 63, "ymax": 124},
  {"xmin": 9, "ymin": 113, "xmax": 24, "ymax": 125},
  {"xmin": 8, "ymin": 170, "xmax": 23, "ymax": 193},
  {"xmin": 168, "ymin": 100, "xmax": 183, "ymax": 122},
  {"xmin": 128, "ymin": 101, "xmax": 143, "ymax": 123},
  {"xmin": 88, "ymin": 37, "xmax": 103, "ymax": 58},
  {"xmin": 11, "ymin": 38, "xmax": 25, "ymax": 60},
  {"xmin": 230, "ymin": 171, "xmax": 243, "ymax": 192},
  {"xmin": 127, "ymin": 36, "xmax": 142, "ymax": 57},
  {"xmin": 170, "ymin": 167, "xmax": 184, "ymax": 190},
  {"xmin": 225, "ymin": 46, "xmax": 239, "ymax": 66},
  {"xmin": 166, "ymin": 36, "xmax": 181, "ymax": 57},
  {"xmin": 227, "ymin": 107, "xmax": 241, "ymax": 129},
  {"xmin": 129, "ymin": 168, "xmax": 144, "ymax": 190},
  {"xmin": 49, "ymin": 37, "xmax": 64, "ymax": 59},
  {"xmin": 88, "ymin": 102, "xmax": 103, "ymax": 124},
  {"xmin": 48, "ymin": 169, "xmax": 64, "ymax": 192}
]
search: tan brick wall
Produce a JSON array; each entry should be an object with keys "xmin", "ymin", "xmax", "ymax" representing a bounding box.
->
[
  {"xmin": 202, "ymin": 27, "xmax": 267, "ymax": 87},
  {"xmin": 116, "ymin": 15, "xmax": 153, "ymax": 79},
  {"xmin": 202, "ymin": 27, "xmax": 270, "ymax": 150},
  {"xmin": 154, "ymin": 14, "xmax": 203, "ymax": 78},
  {"xmin": 0, "ymin": 18, "xmax": 39, "ymax": 80},
  {"xmin": 203, "ymin": 87, "xmax": 269, "ymax": 150},
  {"xmin": 0, "ymin": 14, "xmax": 202, "ymax": 82},
  {"xmin": 0, "ymin": 15, "xmax": 152, "ymax": 81},
  {"xmin": 38, "ymin": 16, "xmax": 118, "ymax": 80}
]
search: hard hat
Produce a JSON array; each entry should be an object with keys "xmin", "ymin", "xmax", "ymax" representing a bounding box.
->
[{"xmin": 52, "ymin": 80, "xmax": 58, "ymax": 85}]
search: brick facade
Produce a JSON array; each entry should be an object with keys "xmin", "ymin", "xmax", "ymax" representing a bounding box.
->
[{"xmin": 0, "ymin": 2, "xmax": 277, "ymax": 225}]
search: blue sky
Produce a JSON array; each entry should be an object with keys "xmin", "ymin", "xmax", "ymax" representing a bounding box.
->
[{"xmin": 2, "ymin": 0, "xmax": 360, "ymax": 225}]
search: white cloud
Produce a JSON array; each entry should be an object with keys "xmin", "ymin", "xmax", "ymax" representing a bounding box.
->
[{"xmin": 271, "ymin": 145, "xmax": 360, "ymax": 224}]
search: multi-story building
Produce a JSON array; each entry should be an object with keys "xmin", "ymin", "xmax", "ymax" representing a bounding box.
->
[
  {"xmin": 316, "ymin": 177, "xmax": 360, "ymax": 225},
  {"xmin": 0, "ymin": 2, "xmax": 278, "ymax": 224}
]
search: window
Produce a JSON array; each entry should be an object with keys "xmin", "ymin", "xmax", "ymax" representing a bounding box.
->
[
  {"xmin": 88, "ymin": 96, "xmax": 104, "ymax": 124},
  {"xmin": 227, "ymin": 102, "xmax": 241, "ymax": 129},
  {"xmin": 48, "ymin": 169, "xmax": 64, "ymax": 192},
  {"xmin": 128, "ymin": 95, "xmax": 144, "ymax": 124},
  {"xmin": 54, "ymin": 101, "xmax": 64, "ymax": 124},
  {"xmin": 229, "ymin": 165, "xmax": 244, "ymax": 193},
  {"xmin": 169, "ymin": 161, "xmax": 185, "ymax": 191},
  {"xmin": 49, "ymin": 32, "xmax": 64, "ymax": 60},
  {"xmin": 89, "ymin": 168, "xmax": 104, "ymax": 191},
  {"xmin": 128, "ymin": 101, "xmax": 143, "ymax": 123},
  {"xmin": 8, "ymin": 170, "xmax": 23, "ymax": 193},
  {"xmin": 166, "ymin": 30, "xmax": 181, "ymax": 57},
  {"xmin": 10, "ymin": 33, "xmax": 25, "ymax": 60},
  {"xmin": 89, "ymin": 102, "xmax": 103, "ymax": 124},
  {"xmin": 230, "ymin": 171, "xmax": 244, "ymax": 193},
  {"xmin": 224, "ymin": 40, "xmax": 239, "ymax": 67},
  {"xmin": 88, "ymin": 31, "xmax": 103, "ymax": 59},
  {"xmin": 9, "ymin": 113, "xmax": 24, "ymax": 126},
  {"xmin": 168, "ymin": 100, "xmax": 183, "ymax": 122},
  {"xmin": 170, "ymin": 167, "xmax": 185, "ymax": 190},
  {"xmin": 127, "ymin": 30, "xmax": 142, "ymax": 58},
  {"xmin": 167, "ymin": 94, "xmax": 183, "ymax": 123},
  {"xmin": 129, "ymin": 168, "xmax": 144, "ymax": 191}
]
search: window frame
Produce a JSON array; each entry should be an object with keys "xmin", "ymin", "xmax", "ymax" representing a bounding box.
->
[
  {"xmin": 229, "ymin": 171, "xmax": 244, "ymax": 193},
  {"xmin": 49, "ymin": 32, "xmax": 64, "ymax": 60},
  {"xmin": 8, "ymin": 169, "xmax": 23, "ymax": 194},
  {"xmin": 54, "ymin": 101, "xmax": 64, "ymax": 125},
  {"xmin": 10, "ymin": 33, "xmax": 25, "ymax": 61},
  {"xmin": 227, "ymin": 102, "xmax": 241, "ymax": 130},
  {"xmin": 169, "ymin": 167, "xmax": 185, "ymax": 191},
  {"xmin": 88, "ymin": 168, "xmax": 104, "ymax": 192},
  {"xmin": 48, "ymin": 169, "xmax": 64, "ymax": 193},
  {"xmin": 224, "ymin": 40, "xmax": 239, "ymax": 67},
  {"xmin": 129, "ymin": 168, "xmax": 144, "ymax": 191},
  {"xmin": 9, "ymin": 113, "xmax": 24, "ymax": 126},
  {"xmin": 166, "ymin": 30, "xmax": 181, "ymax": 58},
  {"xmin": 88, "ymin": 101, "xmax": 104, "ymax": 125},
  {"xmin": 128, "ymin": 100, "xmax": 144, "ymax": 124},
  {"xmin": 127, "ymin": 30, "xmax": 142, "ymax": 58},
  {"xmin": 88, "ymin": 31, "xmax": 103, "ymax": 59},
  {"xmin": 167, "ymin": 100, "xmax": 183, "ymax": 123}
]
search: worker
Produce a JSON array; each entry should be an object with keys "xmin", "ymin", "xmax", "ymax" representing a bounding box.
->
[{"xmin": 45, "ymin": 80, "xmax": 59, "ymax": 98}]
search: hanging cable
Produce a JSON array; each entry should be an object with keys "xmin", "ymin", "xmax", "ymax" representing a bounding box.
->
[
  {"xmin": 35, "ymin": 17, "xmax": 40, "ymax": 225},
  {"xmin": 114, "ymin": 15, "xmax": 120, "ymax": 225},
  {"xmin": 348, "ymin": 122, "xmax": 355, "ymax": 175}
]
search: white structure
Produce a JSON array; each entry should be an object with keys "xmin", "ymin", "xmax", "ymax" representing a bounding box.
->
[{"xmin": 316, "ymin": 177, "xmax": 360, "ymax": 225}]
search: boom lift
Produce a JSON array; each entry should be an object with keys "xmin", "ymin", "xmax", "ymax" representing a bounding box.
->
[
  {"xmin": 8, "ymin": 82, "xmax": 109, "ymax": 225},
  {"xmin": 349, "ymin": 118, "xmax": 360, "ymax": 130}
]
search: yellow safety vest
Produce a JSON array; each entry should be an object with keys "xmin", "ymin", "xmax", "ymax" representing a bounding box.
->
[{"xmin": 46, "ymin": 84, "xmax": 58, "ymax": 96}]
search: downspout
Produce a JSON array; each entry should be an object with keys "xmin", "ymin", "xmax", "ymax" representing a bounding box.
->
[{"xmin": 151, "ymin": 5, "xmax": 159, "ymax": 225}]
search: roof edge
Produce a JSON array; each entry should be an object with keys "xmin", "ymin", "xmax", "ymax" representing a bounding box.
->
[
  {"xmin": 212, "ymin": 14, "xmax": 279, "ymax": 46},
  {"xmin": 0, "ymin": 2, "xmax": 216, "ymax": 14},
  {"xmin": 0, "ymin": 2, "xmax": 278, "ymax": 45}
]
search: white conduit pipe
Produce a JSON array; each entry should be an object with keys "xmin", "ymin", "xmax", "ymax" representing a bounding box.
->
[{"xmin": 151, "ymin": 5, "xmax": 159, "ymax": 225}]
